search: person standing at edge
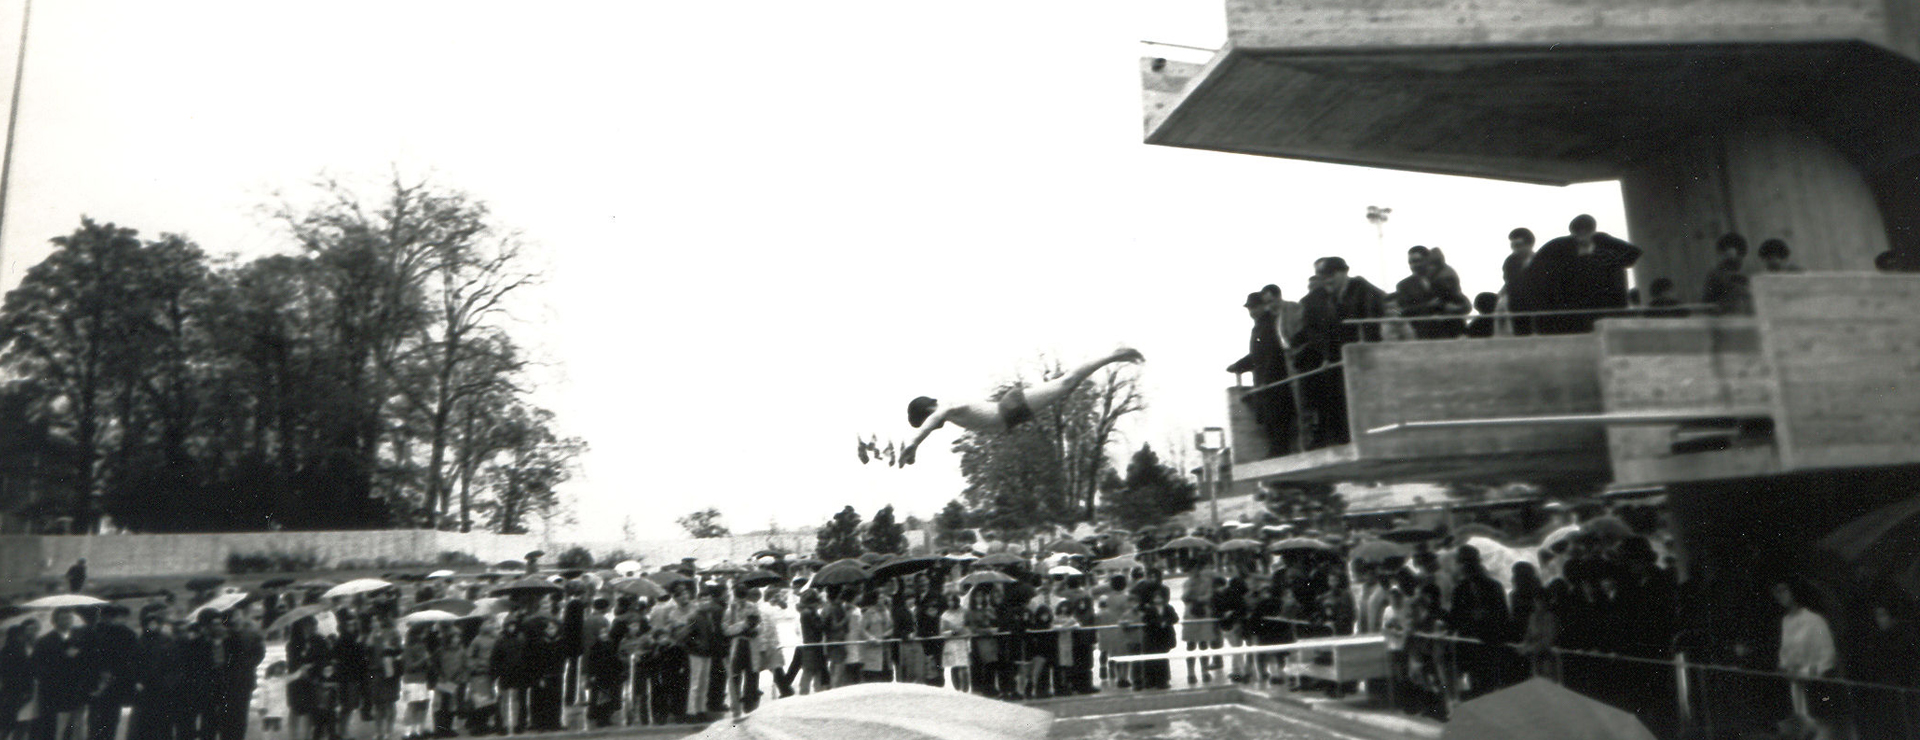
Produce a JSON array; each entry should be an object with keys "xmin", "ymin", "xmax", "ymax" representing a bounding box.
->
[
  {"xmin": 1515, "ymin": 215, "xmax": 1642, "ymax": 335},
  {"xmin": 1291, "ymin": 257, "xmax": 1386, "ymax": 448}
]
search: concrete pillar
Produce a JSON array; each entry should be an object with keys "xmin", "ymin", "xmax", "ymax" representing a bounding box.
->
[{"xmin": 1622, "ymin": 117, "xmax": 1888, "ymax": 302}]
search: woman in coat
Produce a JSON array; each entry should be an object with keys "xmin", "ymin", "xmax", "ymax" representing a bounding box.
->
[{"xmin": 855, "ymin": 592, "xmax": 893, "ymax": 683}]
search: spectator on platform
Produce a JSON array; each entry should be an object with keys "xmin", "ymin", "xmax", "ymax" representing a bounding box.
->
[
  {"xmin": 1292, "ymin": 257, "xmax": 1386, "ymax": 448},
  {"xmin": 1180, "ymin": 573, "xmax": 1219, "ymax": 685},
  {"xmin": 1703, "ymin": 233, "xmax": 1753, "ymax": 315},
  {"xmin": 65, "ymin": 559, "xmax": 86, "ymax": 594},
  {"xmin": 1395, "ymin": 246, "xmax": 1471, "ymax": 339},
  {"xmin": 1465, "ymin": 292, "xmax": 1500, "ymax": 338},
  {"xmin": 1515, "ymin": 214, "xmax": 1642, "ymax": 334},
  {"xmin": 1501, "ymin": 228, "xmax": 1538, "ymax": 335},
  {"xmin": 794, "ymin": 591, "xmax": 828, "ymax": 695},
  {"xmin": 1758, "ymin": 239, "xmax": 1803, "ymax": 273},
  {"xmin": 1228, "ymin": 290, "xmax": 1297, "ymax": 458},
  {"xmin": 1644, "ymin": 278, "xmax": 1688, "ymax": 317}
]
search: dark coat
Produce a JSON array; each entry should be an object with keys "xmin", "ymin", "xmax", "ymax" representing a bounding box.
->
[
  {"xmin": 1514, "ymin": 232, "xmax": 1641, "ymax": 332},
  {"xmin": 85, "ymin": 622, "xmax": 140, "ymax": 704},
  {"xmin": 1227, "ymin": 311, "xmax": 1288, "ymax": 386},
  {"xmin": 1293, "ymin": 277, "xmax": 1387, "ymax": 368},
  {"xmin": 32, "ymin": 629, "xmax": 95, "ymax": 714}
]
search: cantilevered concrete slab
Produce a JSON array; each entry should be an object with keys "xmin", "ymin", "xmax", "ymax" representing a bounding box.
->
[{"xmin": 1145, "ymin": 0, "xmax": 1920, "ymax": 287}]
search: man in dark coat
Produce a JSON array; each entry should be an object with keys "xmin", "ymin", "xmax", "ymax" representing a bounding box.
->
[
  {"xmin": 1446, "ymin": 546, "xmax": 1513, "ymax": 700},
  {"xmin": 84, "ymin": 605, "xmax": 140, "ymax": 740},
  {"xmin": 128, "ymin": 612, "xmax": 183, "ymax": 740},
  {"xmin": 215, "ymin": 612, "xmax": 265, "ymax": 740},
  {"xmin": 1501, "ymin": 228, "xmax": 1537, "ymax": 335},
  {"xmin": 1291, "ymin": 257, "xmax": 1386, "ymax": 447},
  {"xmin": 33, "ymin": 608, "xmax": 95, "ymax": 740},
  {"xmin": 1228, "ymin": 290, "xmax": 1297, "ymax": 457},
  {"xmin": 1514, "ymin": 214, "xmax": 1642, "ymax": 335}
]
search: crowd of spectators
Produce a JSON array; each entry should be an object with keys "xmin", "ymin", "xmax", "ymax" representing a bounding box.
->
[
  {"xmin": 1226, "ymin": 214, "xmax": 1853, "ymax": 458},
  {"xmin": 4, "ymin": 515, "xmax": 1918, "ymax": 740}
]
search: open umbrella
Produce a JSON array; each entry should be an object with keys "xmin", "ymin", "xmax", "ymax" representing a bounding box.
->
[
  {"xmin": 292, "ymin": 579, "xmax": 338, "ymax": 591},
  {"xmin": 977, "ymin": 552, "xmax": 1025, "ymax": 567},
  {"xmin": 189, "ymin": 592, "xmax": 250, "ymax": 618},
  {"xmin": 751, "ymin": 548, "xmax": 790, "ymax": 560},
  {"xmin": 646, "ymin": 570, "xmax": 694, "ymax": 587},
  {"xmin": 1047, "ymin": 565, "xmax": 1084, "ymax": 577},
  {"xmin": 266, "ymin": 604, "xmax": 331, "ymax": 634},
  {"xmin": 471, "ymin": 597, "xmax": 514, "ymax": 617},
  {"xmin": 1092, "ymin": 556, "xmax": 1140, "ymax": 573},
  {"xmin": 613, "ymin": 560, "xmax": 644, "ymax": 576},
  {"xmin": 1442, "ymin": 677, "xmax": 1654, "ymax": 740},
  {"xmin": 870, "ymin": 557, "xmax": 942, "ymax": 581},
  {"xmin": 808, "ymin": 559, "xmax": 871, "ymax": 588},
  {"xmin": 22, "ymin": 594, "xmax": 107, "ymax": 609},
  {"xmin": 789, "ymin": 558, "xmax": 826, "ymax": 570},
  {"xmin": 184, "ymin": 577, "xmax": 226, "ymax": 593},
  {"xmin": 1271, "ymin": 537, "xmax": 1336, "ymax": 553},
  {"xmin": 1162, "ymin": 536, "xmax": 1215, "ymax": 551},
  {"xmin": 425, "ymin": 569, "xmax": 456, "ymax": 580},
  {"xmin": 1581, "ymin": 516, "xmax": 1634, "ymax": 539},
  {"xmin": 489, "ymin": 577, "xmax": 562, "ymax": 597},
  {"xmin": 409, "ymin": 598, "xmax": 476, "ymax": 617},
  {"xmin": 259, "ymin": 577, "xmax": 296, "ymax": 590},
  {"xmin": 1818, "ymin": 493, "xmax": 1920, "ymax": 599},
  {"xmin": 958, "ymin": 571, "xmax": 1016, "ymax": 587},
  {"xmin": 1350, "ymin": 539, "xmax": 1412, "ymax": 564},
  {"xmin": 942, "ymin": 553, "xmax": 979, "ymax": 562},
  {"xmin": 857, "ymin": 552, "xmax": 891, "ymax": 566},
  {"xmin": 608, "ymin": 577, "xmax": 669, "ymax": 600},
  {"xmin": 1539, "ymin": 524, "xmax": 1584, "ymax": 554},
  {"xmin": 701, "ymin": 561, "xmax": 749, "ymax": 575},
  {"xmin": 691, "ymin": 681, "xmax": 1052, "ymax": 740},
  {"xmin": 736, "ymin": 570, "xmax": 784, "ymax": 588},
  {"xmin": 493, "ymin": 560, "xmax": 525, "ymax": 571},
  {"xmin": 1451, "ymin": 523, "xmax": 1506, "ymax": 542},
  {"xmin": 1380, "ymin": 527, "xmax": 1443, "ymax": 544},
  {"xmin": 322, "ymin": 579, "xmax": 394, "ymax": 599},
  {"xmin": 1047, "ymin": 540, "xmax": 1092, "ymax": 557},
  {"xmin": 1218, "ymin": 538, "xmax": 1266, "ymax": 553},
  {"xmin": 401, "ymin": 610, "xmax": 462, "ymax": 624}
]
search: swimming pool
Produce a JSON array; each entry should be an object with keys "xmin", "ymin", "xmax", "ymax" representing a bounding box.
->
[{"xmin": 1051, "ymin": 703, "xmax": 1378, "ymax": 740}]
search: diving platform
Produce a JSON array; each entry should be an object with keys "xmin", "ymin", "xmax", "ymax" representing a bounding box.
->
[{"xmin": 1229, "ymin": 275, "xmax": 1920, "ymax": 489}]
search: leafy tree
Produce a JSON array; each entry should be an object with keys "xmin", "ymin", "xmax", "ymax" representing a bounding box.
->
[
  {"xmin": 0, "ymin": 220, "xmax": 164, "ymax": 531},
  {"xmin": 932, "ymin": 499, "xmax": 971, "ymax": 550},
  {"xmin": 1100, "ymin": 444, "xmax": 1199, "ymax": 530},
  {"xmin": 477, "ymin": 405, "xmax": 584, "ymax": 535},
  {"xmin": 678, "ymin": 507, "xmax": 731, "ymax": 538},
  {"xmin": 952, "ymin": 355, "xmax": 1140, "ymax": 532},
  {"xmin": 816, "ymin": 506, "xmax": 864, "ymax": 561},
  {"xmin": 862, "ymin": 504, "xmax": 907, "ymax": 554}
]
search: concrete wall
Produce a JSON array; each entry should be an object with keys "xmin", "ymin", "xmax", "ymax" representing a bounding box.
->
[
  {"xmin": 1, "ymin": 529, "xmax": 926, "ymax": 590},
  {"xmin": 1223, "ymin": 0, "xmax": 1915, "ymax": 60}
]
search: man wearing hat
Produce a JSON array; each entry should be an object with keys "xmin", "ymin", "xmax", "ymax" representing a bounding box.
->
[
  {"xmin": 1291, "ymin": 257, "xmax": 1386, "ymax": 448},
  {"xmin": 1228, "ymin": 288, "xmax": 1296, "ymax": 457}
]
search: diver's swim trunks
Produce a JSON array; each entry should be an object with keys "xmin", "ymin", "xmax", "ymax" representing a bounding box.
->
[{"xmin": 998, "ymin": 386, "xmax": 1034, "ymax": 429}]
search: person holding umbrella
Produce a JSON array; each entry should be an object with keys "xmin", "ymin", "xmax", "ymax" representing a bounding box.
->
[
  {"xmin": 464, "ymin": 619, "xmax": 500, "ymax": 734},
  {"xmin": 31, "ymin": 608, "xmax": 92, "ymax": 740},
  {"xmin": 82, "ymin": 605, "xmax": 138, "ymax": 740},
  {"xmin": 1, "ymin": 621, "xmax": 39, "ymax": 740}
]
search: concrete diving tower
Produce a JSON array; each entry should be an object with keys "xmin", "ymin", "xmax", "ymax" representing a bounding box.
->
[{"xmin": 1144, "ymin": 0, "xmax": 1920, "ymax": 294}]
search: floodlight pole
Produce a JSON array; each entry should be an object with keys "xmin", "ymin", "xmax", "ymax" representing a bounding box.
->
[
  {"xmin": 0, "ymin": 0, "xmax": 33, "ymax": 275},
  {"xmin": 1197, "ymin": 427, "xmax": 1226, "ymax": 528}
]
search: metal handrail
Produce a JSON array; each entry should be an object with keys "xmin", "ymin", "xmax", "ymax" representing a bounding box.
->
[{"xmin": 1339, "ymin": 303, "xmax": 1720, "ymax": 326}]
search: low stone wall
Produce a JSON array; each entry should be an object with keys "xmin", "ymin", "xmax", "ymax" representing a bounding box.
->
[{"xmin": 0, "ymin": 529, "xmax": 926, "ymax": 589}]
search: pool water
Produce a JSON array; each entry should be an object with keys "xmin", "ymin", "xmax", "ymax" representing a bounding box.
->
[{"xmin": 1051, "ymin": 704, "xmax": 1369, "ymax": 740}]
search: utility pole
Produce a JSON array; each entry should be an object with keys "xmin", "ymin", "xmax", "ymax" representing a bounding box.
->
[{"xmin": 0, "ymin": 0, "xmax": 32, "ymax": 278}]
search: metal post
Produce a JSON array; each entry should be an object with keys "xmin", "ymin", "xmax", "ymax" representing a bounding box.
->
[{"xmin": 1674, "ymin": 651, "xmax": 1692, "ymax": 724}]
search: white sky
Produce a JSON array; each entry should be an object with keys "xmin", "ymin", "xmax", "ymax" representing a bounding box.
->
[{"xmin": 0, "ymin": 1, "xmax": 1626, "ymax": 540}]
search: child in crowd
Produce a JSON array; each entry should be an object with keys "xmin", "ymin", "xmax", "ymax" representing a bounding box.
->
[{"xmin": 258, "ymin": 661, "xmax": 290, "ymax": 740}]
